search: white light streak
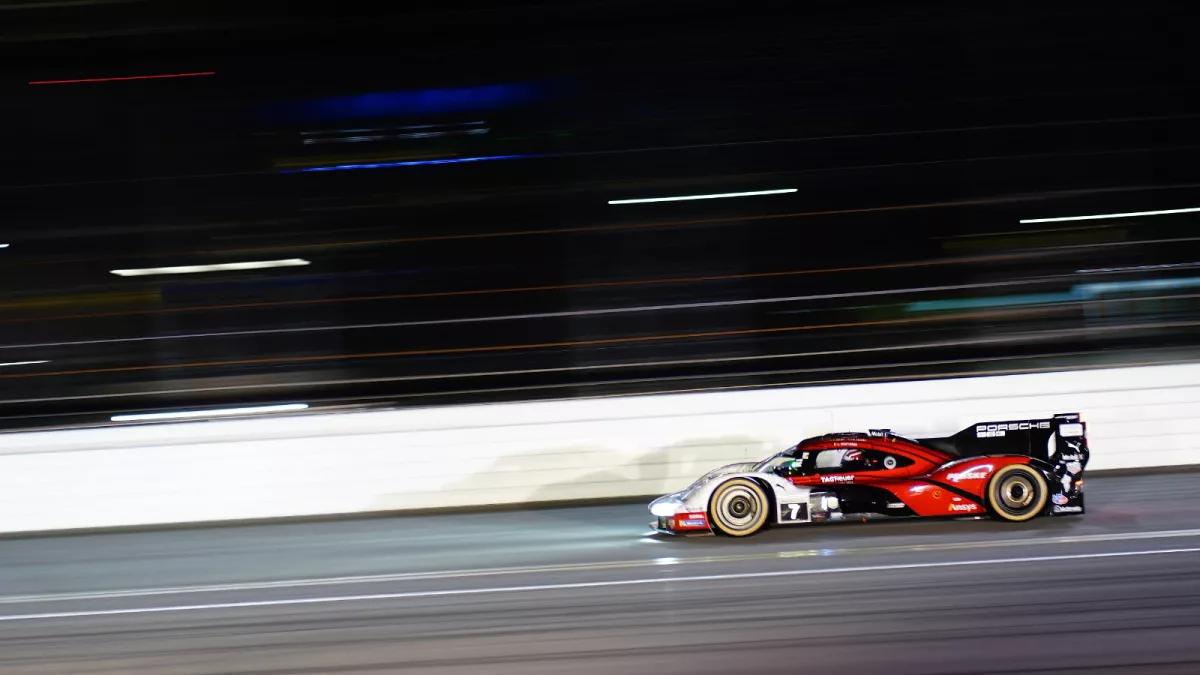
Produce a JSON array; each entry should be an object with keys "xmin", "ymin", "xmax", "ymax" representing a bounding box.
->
[
  {"xmin": 111, "ymin": 403, "xmax": 310, "ymax": 422},
  {"xmin": 0, "ymin": 360, "xmax": 48, "ymax": 368},
  {"xmin": 1020, "ymin": 207, "xmax": 1200, "ymax": 224},
  {"xmin": 608, "ymin": 189, "xmax": 798, "ymax": 205},
  {"xmin": 0, "ymin": 547, "xmax": 1196, "ymax": 622},
  {"xmin": 0, "ymin": 244, "xmax": 9, "ymax": 248},
  {"xmin": 110, "ymin": 259, "xmax": 311, "ymax": 277},
  {"xmin": 2, "ymin": 528, "xmax": 1197, "ymax": 606}
]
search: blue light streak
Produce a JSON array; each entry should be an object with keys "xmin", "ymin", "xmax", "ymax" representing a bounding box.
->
[
  {"xmin": 907, "ymin": 276, "xmax": 1200, "ymax": 312},
  {"xmin": 283, "ymin": 153, "xmax": 539, "ymax": 173},
  {"xmin": 269, "ymin": 82, "xmax": 545, "ymax": 123}
]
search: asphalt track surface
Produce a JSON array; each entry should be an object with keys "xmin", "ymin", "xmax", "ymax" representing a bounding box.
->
[{"xmin": 1, "ymin": 473, "xmax": 1199, "ymax": 674}]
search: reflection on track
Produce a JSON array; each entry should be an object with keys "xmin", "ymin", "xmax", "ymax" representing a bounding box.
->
[{"xmin": 0, "ymin": 471, "xmax": 1197, "ymax": 674}]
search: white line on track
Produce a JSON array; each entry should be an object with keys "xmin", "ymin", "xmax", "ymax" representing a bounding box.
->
[
  {"xmin": 5, "ymin": 527, "xmax": 1200, "ymax": 606},
  {"xmin": 1, "ymin": 547, "xmax": 1197, "ymax": 623}
]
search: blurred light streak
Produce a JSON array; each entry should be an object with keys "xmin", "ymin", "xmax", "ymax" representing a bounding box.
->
[
  {"xmin": 170, "ymin": 329, "xmax": 1200, "ymax": 406},
  {"xmin": 1, "ymin": 340, "xmax": 1196, "ymax": 408},
  {"xmin": 303, "ymin": 129, "xmax": 488, "ymax": 143},
  {"xmin": 300, "ymin": 122, "xmax": 486, "ymax": 137},
  {"xmin": 909, "ymin": 278, "xmax": 1200, "ymax": 311},
  {"xmin": 269, "ymin": 82, "xmax": 545, "ymax": 122},
  {"xmin": 0, "ymin": 243, "xmax": 8, "ymax": 248},
  {"xmin": 110, "ymin": 259, "xmax": 310, "ymax": 277},
  {"xmin": 1020, "ymin": 207, "xmax": 1200, "ymax": 223},
  {"xmin": 0, "ymin": 307, "xmax": 1095, "ymax": 380},
  {"xmin": 301, "ymin": 123, "xmax": 489, "ymax": 145},
  {"xmin": 0, "ymin": 290, "xmax": 160, "ymax": 311},
  {"xmin": 111, "ymin": 404, "xmax": 309, "ymax": 422},
  {"xmin": 0, "ymin": 277, "xmax": 1078, "ymax": 351},
  {"xmin": 251, "ymin": 192, "xmax": 1180, "ymax": 252},
  {"xmin": 565, "ymin": 114, "xmax": 1200, "ymax": 158},
  {"xmin": 0, "ymin": 360, "xmax": 48, "ymax": 368},
  {"xmin": 13, "ymin": 140, "xmax": 1200, "ymax": 192},
  {"xmin": 581, "ymin": 351, "xmax": 1200, "ymax": 401},
  {"xmin": 1078, "ymin": 262, "xmax": 1200, "ymax": 273},
  {"xmin": 934, "ymin": 223, "xmax": 1125, "ymax": 240},
  {"xmin": 28, "ymin": 72, "xmax": 214, "ymax": 85},
  {"xmin": 1076, "ymin": 277, "xmax": 1200, "ymax": 297},
  {"xmin": 607, "ymin": 189, "xmax": 798, "ymax": 204},
  {"xmin": 0, "ymin": 251, "xmax": 1135, "ymax": 324},
  {"xmin": 908, "ymin": 293, "xmax": 1075, "ymax": 312},
  {"xmin": 284, "ymin": 154, "xmax": 537, "ymax": 173},
  {"xmin": 273, "ymin": 152, "xmax": 454, "ymax": 169}
]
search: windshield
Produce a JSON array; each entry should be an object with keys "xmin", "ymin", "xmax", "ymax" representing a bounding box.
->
[
  {"xmin": 752, "ymin": 446, "xmax": 798, "ymax": 472},
  {"xmin": 685, "ymin": 447, "xmax": 800, "ymax": 490}
]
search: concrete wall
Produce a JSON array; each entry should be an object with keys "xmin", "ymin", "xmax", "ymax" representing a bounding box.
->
[{"xmin": 1, "ymin": 362, "xmax": 1197, "ymax": 534}]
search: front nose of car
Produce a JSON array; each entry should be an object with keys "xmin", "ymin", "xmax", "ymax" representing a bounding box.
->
[{"xmin": 649, "ymin": 495, "xmax": 682, "ymax": 517}]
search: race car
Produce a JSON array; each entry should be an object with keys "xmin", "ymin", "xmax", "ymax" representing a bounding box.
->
[{"xmin": 648, "ymin": 412, "xmax": 1089, "ymax": 536}]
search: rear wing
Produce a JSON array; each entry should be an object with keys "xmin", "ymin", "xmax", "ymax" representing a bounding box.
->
[
  {"xmin": 919, "ymin": 412, "xmax": 1089, "ymax": 513},
  {"xmin": 918, "ymin": 412, "xmax": 1087, "ymax": 465}
]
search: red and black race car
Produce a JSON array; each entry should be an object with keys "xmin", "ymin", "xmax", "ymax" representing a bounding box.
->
[{"xmin": 649, "ymin": 413, "xmax": 1090, "ymax": 536}]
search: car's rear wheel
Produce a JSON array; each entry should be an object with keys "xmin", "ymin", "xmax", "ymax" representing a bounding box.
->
[
  {"xmin": 986, "ymin": 464, "xmax": 1049, "ymax": 522},
  {"xmin": 709, "ymin": 478, "xmax": 769, "ymax": 537}
]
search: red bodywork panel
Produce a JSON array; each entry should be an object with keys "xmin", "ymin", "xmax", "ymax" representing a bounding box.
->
[
  {"xmin": 786, "ymin": 436, "xmax": 1037, "ymax": 517},
  {"xmin": 672, "ymin": 511, "xmax": 710, "ymax": 531}
]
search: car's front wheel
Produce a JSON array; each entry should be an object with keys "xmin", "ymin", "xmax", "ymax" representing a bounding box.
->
[
  {"xmin": 986, "ymin": 464, "xmax": 1049, "ymax": 522},
  {"xmin": 709, "ymin": 478, "xmax": 769, "ymax": 537}
]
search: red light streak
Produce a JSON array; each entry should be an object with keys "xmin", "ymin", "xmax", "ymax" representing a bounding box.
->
[{"xmin": 28, "ymin": 71, "xmax": 215, "ymax": 85}]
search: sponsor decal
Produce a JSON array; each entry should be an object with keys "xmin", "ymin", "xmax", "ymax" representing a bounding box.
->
[
  {"xmin": 976, "ymin": 420, "xmax": 1051, "ymax": 438},
  {"xmin": 821, "ymin": 474, "xmax": 854, "ymax": 483},
  {"xmin": 1052, "ymin": 494, "xmax": 1069, "ymax": 505},
  {"xmin": 883, "ymin": 456, "xmax": 898, "ymax": 470},
  {"xmin": 680, "ymin": 519, "xmax": 706, "ymax": 527},
  {"xmin": 948, "ymin": 465, "xmax": 993, "ymax": 483},
  {"xmin": 1059, "ymin": 423, "xmax": 1084, "ymax": 437},
  {"xmin": 887, "ymin": 502, "xmax": 906, "ymax": 509},
  {"xmin": 1061, "ymin": 454, "xmax": 1083, "ymax": 461},
  {"xmin": 949, "ymin": 503, "xmax": 979, "ymax": 512},
  {"xmin": 868, "ymin": 429, "xmax": 889, "ymax": 437},
  {"xmin": 1053, "ymin": 505, "xmax": 1083, "ymax": 513},
  {"xmin": 1066, "ymin": 462, "xmax": 1083, "ymax": 474}
]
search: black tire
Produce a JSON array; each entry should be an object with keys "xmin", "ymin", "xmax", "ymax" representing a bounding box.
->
[
  {"xmin": 709, "ymin": 478, "xmax": 770, "ymax": 537},
  {"xmin": 986, "ymin": 464, "xmax": 1049, "ymax": 522}
]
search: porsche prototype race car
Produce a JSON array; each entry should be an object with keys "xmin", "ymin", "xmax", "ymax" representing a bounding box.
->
[{"xmin": 649, "ymin": 412, "xmax": 1088, "ymax": 536}]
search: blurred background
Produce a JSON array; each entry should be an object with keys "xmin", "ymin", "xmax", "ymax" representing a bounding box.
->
[{"xmin": 3, "ymin": 0, "xmax": 1200, "ymax": 429}]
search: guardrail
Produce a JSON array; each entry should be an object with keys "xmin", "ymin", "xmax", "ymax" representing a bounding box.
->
[{"xmin": 1, "ymin": 362, "xmax": 1197, "ymax": 535}]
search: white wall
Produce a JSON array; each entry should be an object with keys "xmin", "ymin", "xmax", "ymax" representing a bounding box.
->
[{"xmin": 0, "ymin": 362, "xmax": 1197, "ymax": 534}]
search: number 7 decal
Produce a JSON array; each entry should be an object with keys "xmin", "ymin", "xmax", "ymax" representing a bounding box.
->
[{"xmin": 779, "ymin": 502, "xmax": 807, "ymax": 523}]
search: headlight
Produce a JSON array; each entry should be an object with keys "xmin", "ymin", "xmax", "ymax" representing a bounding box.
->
[{"xmin": 650, "ymin": 502, "xmax": 680, "ymax": 517}]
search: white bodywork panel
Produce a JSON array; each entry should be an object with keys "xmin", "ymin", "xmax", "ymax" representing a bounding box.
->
[{"xmin": 648, "ymin": 461, "xmax": 815, "ymax": 529}]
